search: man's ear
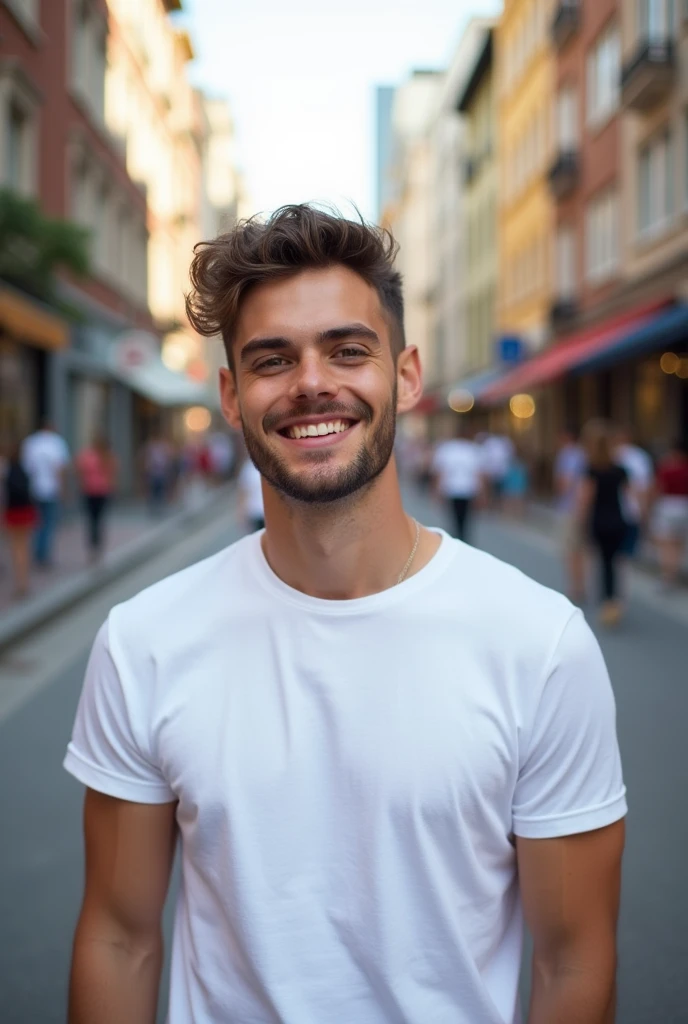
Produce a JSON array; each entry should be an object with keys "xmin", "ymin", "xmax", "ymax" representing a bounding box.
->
[
  {"xmin": 396, "ymin": 345, "xmax": 423, "ymax": 415},
  {"xmin": 219, "ymin": 367, "xmax": 242, "ymax": 430}
]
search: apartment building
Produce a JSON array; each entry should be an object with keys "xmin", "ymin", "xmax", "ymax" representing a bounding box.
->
[
  {"xmin": 0, "ymin": 0, "xmax": 152, "ymax": 461},
  {"xmin": 496, "ymin": 0, "xmax": 556, "ymax": 355}
]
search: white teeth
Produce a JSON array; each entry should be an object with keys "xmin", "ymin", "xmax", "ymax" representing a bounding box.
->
[{"xmin": 287, "ymin": 420, "xmax": 351, "ymax": 438}]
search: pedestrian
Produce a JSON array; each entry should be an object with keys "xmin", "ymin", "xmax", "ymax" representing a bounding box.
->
[
  {"xmin": 75, "ymin": 434, "xmax": 118, "ymax": 562},
  {"xmin": 480, "ymin": 431, "xmax": 514, "ymax": 508},
  {"xmin": 553, "ymin": 429, "xmax": 588, "ymax": 603},
  {"xmin": 614, "ymin": 425, "xmax": 653, "ymax": 560},
  {"xmin": 501, "ymin": 443, "xmax": 529, "ymax": 518},
  {"xmin": 577, "ymin": 419, "xmax": 629, "ymax": 626},
  {"xmin": 431, "ymin": 419, "xmax": 484, "ymax": 542},
  {"xmin": 651, "ymin": 439, "xmax": 688, "ymax": 589},
  {"xmin": 20, "ymin": 419, "xmax": 70, "ymax": 568},
  {"xmin": 2, "ymin": 441, "xmax": 38, "ymax": 598},
  {"xmin": 142, "ymin": 434, "xmax": 173, "ymax": 515},
  {"xmin": 237, "ymin": 456, "xmax": 265, "ymax": 531},
  {"xmin": 64, "ymin": 204, "xmax": 625, "ymax": 1024}
]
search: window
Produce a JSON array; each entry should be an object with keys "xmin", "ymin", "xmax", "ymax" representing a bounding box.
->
[
  {"xmin": 586, "ymin": 189, "xmax": 619, "ymax": 282},
  {"xmin": 637, "ymin": 0, "xmax": 675, "ymax": 40},
  {"xmin": 556, "ymin": 226, "xmax": 577, "ymax": 298},
  {"xmin": 72, "ymin": 1, "xmax": 108, "ymax": 125},
  {"xmin": 557, "ymin": 87, "xmax": 578, "ymax": 151},
  {"xmin": 3, "ymin": 0, "xmax": 39, "ymax": 34},
  {"xmin": 638, "ymin": 130, "xmax": 674, "ymax": 235},
  {"xmin": 1, "ymin": 89, "xmax": 37, "ymax": 196},
  {"xmin": 587, "ymin": 25, "xmax": 620, "ymax": 127}
]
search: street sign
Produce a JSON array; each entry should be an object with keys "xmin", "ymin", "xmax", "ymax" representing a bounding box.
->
[
  {"xmin": 110, "ymin": 330, "xmax": 158, "ymax": 373},
  {"xmin": 496, "ymin": 335, "xmax": 524, "ymax": 365}
]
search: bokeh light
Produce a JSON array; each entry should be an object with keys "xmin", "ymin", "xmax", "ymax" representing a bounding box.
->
[
  {"xmin": 660, "ymin": 352, "xmax": 680, "ymax": 374},
  {"xmin": 448, "ymin": 388, "xmax": 475, "ymax": 413},
  {"xmin": 509, "ymin": 393, "xmax": 536, "ymax": 419},
  {"xmin": 184, "ymin": 406, "xmax": 211, "ymax": 432}
]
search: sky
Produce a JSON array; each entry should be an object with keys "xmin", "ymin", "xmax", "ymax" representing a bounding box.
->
[{"xmin": 177, "ymin": 0, "xmax": 500, "ymax": 220}]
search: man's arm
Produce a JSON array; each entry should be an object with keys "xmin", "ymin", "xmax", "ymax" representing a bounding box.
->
[
  {"xmin": 69, "ymin": 789, "xmax": 178, "ymax": 1024},
  {"xmin": 517, "ymin": 819, "xmax": 625, "ymax": 1024}
]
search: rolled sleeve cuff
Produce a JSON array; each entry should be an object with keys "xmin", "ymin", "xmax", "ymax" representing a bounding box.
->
[
  {"xmin": 512, "ymin": 788, "xmax": 627, "ymax": 839},
  {"xmin": 63, "ymin": 744, "xmax": 176, "ymax": 804}
]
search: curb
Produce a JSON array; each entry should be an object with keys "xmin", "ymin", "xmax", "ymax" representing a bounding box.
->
[{"xmin": 0, "ymin": 486, "xmax": 234, "ymax": 652}]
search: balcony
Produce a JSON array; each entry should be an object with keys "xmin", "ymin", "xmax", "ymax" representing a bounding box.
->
[
  {"xmin": 550, "ymin": 298, "xmax": 579, "ymax": 327},
  {"xmin": 547, "ymin": 150, "xmax": 579, "ymax": 201},
  {"xmin": 621, "ymin": 39, "xmax": 675, "ymax": 112},
  {"xmin": 551, "ymin": 1, "xmax": 580, "ymax": 50}
]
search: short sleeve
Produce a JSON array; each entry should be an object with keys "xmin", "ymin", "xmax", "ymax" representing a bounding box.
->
[
  {"xmin": 513, "ymin": 609, "xmax": 627, "ymax": 838},
  {"xmin": 63, "ymin": 618, "xmax": 176, "ymax": 803}
]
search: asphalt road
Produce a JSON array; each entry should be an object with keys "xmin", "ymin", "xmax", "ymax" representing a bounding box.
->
[{"xmin": 1, "ymin": 490, "xmax": 686, "ymax": 1023}]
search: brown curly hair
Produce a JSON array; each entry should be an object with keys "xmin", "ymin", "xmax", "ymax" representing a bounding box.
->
[{"xmin": 185, "ymin": 204, "xmax": 405, "ymax": 371}]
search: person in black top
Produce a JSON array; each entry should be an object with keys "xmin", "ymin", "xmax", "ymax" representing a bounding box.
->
[{"xmin": 577, "ymin": 419, "xmax": 629, "ymax": 626}]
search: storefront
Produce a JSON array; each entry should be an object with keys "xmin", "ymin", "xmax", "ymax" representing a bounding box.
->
[{"xmin": 0, "ymin": 284, "xmax": 68, "ymax": 451}]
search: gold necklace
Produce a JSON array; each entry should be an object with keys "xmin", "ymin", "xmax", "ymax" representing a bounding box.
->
[{"xmin": 397, "ymin": 519, "xmax": 421, "ymax": 585}]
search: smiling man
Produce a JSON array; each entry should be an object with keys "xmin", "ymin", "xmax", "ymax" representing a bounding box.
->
[{"xmin": 64, "ymin": 206, "xmax": 626, "ymax": 1024}]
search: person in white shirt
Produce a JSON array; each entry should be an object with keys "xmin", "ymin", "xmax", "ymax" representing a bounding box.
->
[
  {"xmin": 238, "ymin": 456, "xmax": 265, "ymax": 531},
  {"xmin": 64, "ymin": 205, "xmax": 626, "ymax": 1024},
  {"xmin": 20, "ymin": 420, "xmax": 70, "ymax": 567},
  {"xmin": 614, "ymin": 426, "xmax": 653, "ymax": 558},
  {"xmin": 432, "ymin": 421, "xmax": 484, "ymax": 542}
]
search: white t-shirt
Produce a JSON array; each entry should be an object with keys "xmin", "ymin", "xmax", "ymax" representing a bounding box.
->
[
  {"xmin": 432, "ymin": 439, "xmax": 483, "ymax": 498},
  {"xmin": 21, "ymin": 430, "xmax": 70, "ymax": 501},
  {"xmin": 238, "ymin": 459, "xmax": 265, "ymax": 520},
  {"xmin": 64, "ymin": 531, "xmax": 626, "ymax": 1024},
  {"xmin": 617, "ymin": 443, "xmax": 653, "ymax": 523}
]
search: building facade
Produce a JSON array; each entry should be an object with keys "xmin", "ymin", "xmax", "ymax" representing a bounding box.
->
[
  {"xmin": 0, "ymin": 0, "xmax": 152, "ymax": 472},
  {"xmin": 457, "ymin": 23, "xmax": 498, "ymax": 380},
  {"xmin": 496, "ymin": 0, "xmax": 556, "ymax": 353},
  {"xmin": 385, "ymin": 71, "xmax": 443, "ymax": 391}
]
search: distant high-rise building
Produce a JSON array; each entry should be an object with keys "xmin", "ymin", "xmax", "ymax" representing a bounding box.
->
[{"xmin": 375, "ymin": 86, "xmax": 396, "ymax": 223}]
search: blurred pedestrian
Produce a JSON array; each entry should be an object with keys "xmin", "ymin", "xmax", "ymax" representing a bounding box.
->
[
  {"xmin": 554, "ymin": 429, "xmax": 587, "ymax": 603},
  {"xmin": 501, "ymin": 444, "xmax": 529, "ymax": 518},
  {"xmin": 207, "ymin": 430, "xmax": 236, "ymax": 483},
  {"xmin": 431, "ymin": 420, "xmax": 484, "ymax": 542},
  {"xmin": 577, "ymin": 420, "xmax": 629, "ymax": 626},
  {"xmin": 76, "ymin": 435, "xmax": 118, "ymax": 562},
  {"xmin": 238, "ymin": 458, "xmax": 265, "ymax": 531},
  {"xmin": 21, "ymin": 420, "xmax": 70, "ymax": 568},
  {"xmin": 480, "ymin": 431, "xmax": 514, "ymax": 508},
  {"xmin": 2, "ymin": 441, "xmax": 38, "ymax": 598},
  {"xmin": 652, "ymin": 439, "xmax": 688, "ymax": 589},
  {"xmin": 143, "ymin": 435, "xmax": 173, "ymax": 515},
  {"xmin": 614, "ymin": 426, "xmax": 653, "ymax": 560}
]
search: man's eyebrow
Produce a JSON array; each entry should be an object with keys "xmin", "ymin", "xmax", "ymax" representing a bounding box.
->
[{"xmin": 240, "ymin": 323, "xmax": 379, "ymax": 363}]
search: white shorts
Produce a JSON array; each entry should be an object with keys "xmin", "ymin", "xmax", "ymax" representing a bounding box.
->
[{"xmin": 653, "ymin": 496, "xmax": 688, "ymax": 541}]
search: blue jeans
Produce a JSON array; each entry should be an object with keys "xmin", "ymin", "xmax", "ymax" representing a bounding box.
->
[{"xmin": 34, "ymin": 500, "xmax": 59, "ymax": 566}]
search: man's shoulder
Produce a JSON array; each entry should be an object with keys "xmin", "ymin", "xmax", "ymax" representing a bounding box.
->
[
  {"xmin": 110, "ymin": 533, "xmax": 254, "ymax": 640},
  {"xmin": 439, "ymin": 537, "xmax": 574, "ymax": 641}
]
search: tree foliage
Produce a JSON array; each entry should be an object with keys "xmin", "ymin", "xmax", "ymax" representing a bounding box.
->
[{"xmin": 0, "ymin": 189, "xmax": 90, "ymax": 310}]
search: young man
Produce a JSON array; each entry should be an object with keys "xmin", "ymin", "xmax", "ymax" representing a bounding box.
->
[{"xmin": 64, "ymin": 206, "xmax": 626, "ymax": 1024}]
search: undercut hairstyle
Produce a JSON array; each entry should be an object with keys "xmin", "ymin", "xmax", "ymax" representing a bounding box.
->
[{"xmin": 185, "ymin": 204, "xmax": 405, "ymax": 371}]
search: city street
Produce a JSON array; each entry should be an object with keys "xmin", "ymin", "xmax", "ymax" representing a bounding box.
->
[{"xmin": 1, "ymin": 489, "xmax": 687, "ymax": 1024}]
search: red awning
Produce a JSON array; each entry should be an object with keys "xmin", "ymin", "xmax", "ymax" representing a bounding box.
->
[{"xmin": 482, "ymin": 298, "xmax": 671, "ymax": 404}]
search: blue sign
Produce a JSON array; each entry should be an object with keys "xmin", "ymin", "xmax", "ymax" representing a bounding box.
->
[{"xmin": 496, "ymin": 335, "xmax": 525, "ymax": 365}]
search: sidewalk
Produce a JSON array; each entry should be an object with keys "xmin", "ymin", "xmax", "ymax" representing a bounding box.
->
[{"xmin": 0, "ymin": 482, "xmax": 234, "ymax": 650}]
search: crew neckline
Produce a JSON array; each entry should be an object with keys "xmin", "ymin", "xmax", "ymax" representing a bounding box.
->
[{"xmin": 249, "ymin": 527, "xmax": 460, "ymax": 615}]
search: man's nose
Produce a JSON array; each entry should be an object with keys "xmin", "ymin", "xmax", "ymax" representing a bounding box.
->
[{"xmin": 288, "ymin": 352, "xmax": 339, "ymax": 403}]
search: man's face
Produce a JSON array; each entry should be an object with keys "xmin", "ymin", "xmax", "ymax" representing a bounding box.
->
[{"xmin": 220, "ymin": 266, "xmax": 420, "ymax": 505}]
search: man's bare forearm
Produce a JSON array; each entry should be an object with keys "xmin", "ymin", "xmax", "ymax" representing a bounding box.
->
[
  {"xmin": 68, "ymin": 923, "xmax": 163, "ymax": 1024},
  {"xmin": 527, "ymin": 961, "xmax": 616, "ymax": 1024}
]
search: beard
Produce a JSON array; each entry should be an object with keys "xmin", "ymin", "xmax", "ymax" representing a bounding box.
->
[{"xmin": 241, "ymin": 387, "xmax": 397, "ymax": 505}]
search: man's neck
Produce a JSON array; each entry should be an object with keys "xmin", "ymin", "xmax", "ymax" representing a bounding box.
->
[{"xmin": 260, "ymin": 460, "xmax": 440, "ymax": 600}]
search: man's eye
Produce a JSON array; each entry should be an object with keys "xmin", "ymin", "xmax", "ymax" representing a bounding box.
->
[
  {"xmin": 335, "ymin": 347, "xmax": 366, "ymax": 359},
  {"xmin": 256, "ymin": 356, "xmax": 289, "ymax": 370}
]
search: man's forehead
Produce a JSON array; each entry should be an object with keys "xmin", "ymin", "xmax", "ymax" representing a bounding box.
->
[{"xmin": 235, "ymin": 267, "xmax": 385, "ymax": 337}]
